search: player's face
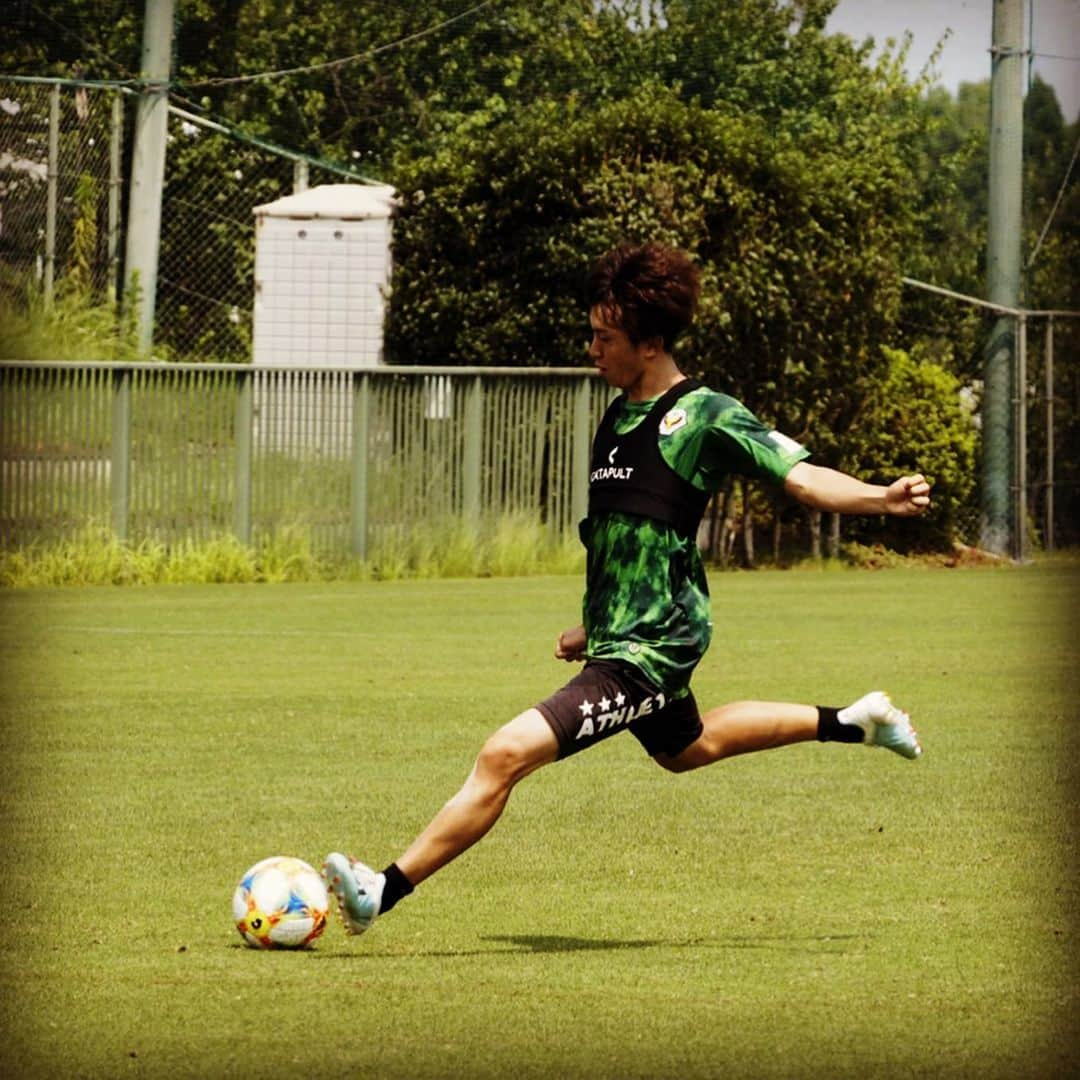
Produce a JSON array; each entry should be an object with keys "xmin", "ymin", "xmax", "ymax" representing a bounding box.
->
[{"xmin": 588, "ymin": 307, "xmax": 649, "ymax": 393}]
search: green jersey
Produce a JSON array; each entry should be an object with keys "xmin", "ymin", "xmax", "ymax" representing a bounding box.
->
[{"xmin": 581, "ymin": 385, "xmax": 810, "ymax": 694}]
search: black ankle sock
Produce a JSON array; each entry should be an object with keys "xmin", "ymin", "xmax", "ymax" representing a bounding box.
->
[
  {"xmin": 816, "ymin": 705, "xmax": 865, "ymax": 743},
  {"xmin": 379, "ymin": 862, "xmax": 414, "ymax": 914}
]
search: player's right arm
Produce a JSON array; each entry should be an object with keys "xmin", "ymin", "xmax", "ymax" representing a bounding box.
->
[
  {"xmin": 783, "ymin": 462, "xmax": 931, "ymax": 517},
  {"xmin": 555, "ymin": 624, "xmax": 588, "ymax": 662}
]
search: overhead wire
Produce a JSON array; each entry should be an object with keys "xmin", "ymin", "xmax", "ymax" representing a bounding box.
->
[
  {"xmin": 1028, "ymin": 132, "xmax": 1080, "ymax": 269},
  {"xmin": 179, "ymin": 0, "xmax": 500, "ymax": 89}
]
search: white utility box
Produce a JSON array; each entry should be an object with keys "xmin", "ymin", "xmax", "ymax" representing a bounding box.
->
[{"xmin": 252, "ymin": 183, "xmax": 397, "ymax": 367}]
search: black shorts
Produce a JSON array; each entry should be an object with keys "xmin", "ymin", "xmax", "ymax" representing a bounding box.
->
[{"xmin": 535, "ymin": 660, "xmax": 703, "ymax": 759}]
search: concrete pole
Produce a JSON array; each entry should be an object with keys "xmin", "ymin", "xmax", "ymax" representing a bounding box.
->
[
  {"xmin": 124, "ymin": 0, "xmax": 175, "ymax": 357},
  {"xmin": 981, "ymin": 0, "xmax": 1025, "ymax": 557}
]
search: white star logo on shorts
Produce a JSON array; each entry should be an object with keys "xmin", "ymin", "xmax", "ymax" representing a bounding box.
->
[
  {"xmin": 614, "ymin": 692, "xmax": 626, "ymax": 707},
  {"xmin": 598, "ymin": 696, "xmax": 611, "ymax": 712},
  {"xmin": 578, "ymin": 699, "xmax": 594, "ymax": 717}
]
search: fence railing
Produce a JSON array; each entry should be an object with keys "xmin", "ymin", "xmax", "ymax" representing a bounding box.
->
[{"xmin": 0, "ymin": 362, "xmax": 606, "ymax": 555}]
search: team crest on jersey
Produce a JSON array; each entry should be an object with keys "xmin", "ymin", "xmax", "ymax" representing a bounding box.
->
[{"xmin": 659, "ymin": 407, "xmax": 688, "ymax": 436}]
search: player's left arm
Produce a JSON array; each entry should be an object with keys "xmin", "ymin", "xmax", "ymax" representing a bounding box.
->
[{"xmin": 783, "ymin": 461, "xmax": 931, "ymax": 517}]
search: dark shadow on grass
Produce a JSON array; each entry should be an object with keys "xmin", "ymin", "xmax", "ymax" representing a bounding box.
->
[
  {"xmin": 481, "ymin": 933, "xmax": 866, "ymax": 956},
  {"xmin": 308, "ymin": 931, "xmax": 866, "ymax": 960},
  {"xmin": 483, "ymin": 934, "xmax": 663, "ymax": 953}
]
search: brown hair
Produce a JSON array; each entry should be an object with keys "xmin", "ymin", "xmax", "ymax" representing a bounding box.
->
[{"xmin": 586, "ymin": 243, "xmax": 701, "ymax": 351}]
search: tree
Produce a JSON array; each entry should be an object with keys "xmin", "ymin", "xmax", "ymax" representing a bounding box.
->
[
  {"xmin": 839, "ymin": 346, "xmax": 978, "ymax": 551},
  {"xmin": 384, "ymin": 6, "xmax": 931, "ymax": 454}
]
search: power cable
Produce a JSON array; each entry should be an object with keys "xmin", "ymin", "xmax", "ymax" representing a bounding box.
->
[
  {"xmin": 180, "ymin": 0, "xmax": 499, "ymax": 89},
  {"xmin": 1028, "ymin": 132, "xmax": 1080, "ymax": 269}
]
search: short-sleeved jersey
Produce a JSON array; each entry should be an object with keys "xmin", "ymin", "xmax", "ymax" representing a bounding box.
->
[{"xmin": 582, "ymin": 385, "xmax": 810, "ymax": 694}]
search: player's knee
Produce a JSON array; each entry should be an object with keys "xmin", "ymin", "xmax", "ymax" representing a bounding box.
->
[
  {"xmin": 653, "ymin": 752, "xmax": 697, "ymax": 774},
  {"xmin": 476, "ymin": 723, "xmax": 542, "ymax": 787},
  {"xmin": 652, "ymin": 732, "xmax": 720, "ymax": 773}
]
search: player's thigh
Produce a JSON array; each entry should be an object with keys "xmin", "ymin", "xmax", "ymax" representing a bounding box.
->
[{"xmin": 478, "ymin": 707, "xmax": 560, "ymax": 783}]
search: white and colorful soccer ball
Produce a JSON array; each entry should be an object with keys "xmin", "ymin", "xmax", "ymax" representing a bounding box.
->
[{"xmin": 232, "ymin": 856, "xmax": 329, "ymax": 950}]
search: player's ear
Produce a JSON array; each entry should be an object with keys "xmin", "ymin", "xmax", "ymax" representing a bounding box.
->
[{"xmin": 640, "ymin": 334, "xmax": 665, "ymax": 359}]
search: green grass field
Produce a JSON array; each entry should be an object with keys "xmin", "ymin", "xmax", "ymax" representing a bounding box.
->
[{"xmin": 1, "ymin": 562, "xmax": 1077, "ymax": 1078}]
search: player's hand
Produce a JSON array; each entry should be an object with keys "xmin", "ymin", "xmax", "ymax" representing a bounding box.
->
[
  {"xmin": 885, "ymin": 474, "xmax": 932, "ymax": 516},
  {"xmin": 555, "ymin": 624, "xmax": 587, "ymax": 662}
]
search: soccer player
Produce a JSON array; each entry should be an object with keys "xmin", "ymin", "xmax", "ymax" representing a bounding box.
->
[{"xmin": 324, "ymin": 242, "xmax": 931, "ymax": 934}]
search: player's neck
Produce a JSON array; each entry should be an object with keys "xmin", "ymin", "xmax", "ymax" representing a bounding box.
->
[{"xmin": 625, "ymin": 358, "xmax": 686, "ymax": 403}]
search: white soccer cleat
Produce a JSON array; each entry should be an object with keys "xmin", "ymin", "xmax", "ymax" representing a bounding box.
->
[
  {"xmin": 322, "ymin": 853, "xmax": 384, "ymax": 935},
  {"xmin": 839, "ymin": 691, "xmax": 923, "ymax": 760}
]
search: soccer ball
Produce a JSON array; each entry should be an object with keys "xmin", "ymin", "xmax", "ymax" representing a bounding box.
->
[{"xmin": 232, "ymin": 856, "xmax": 329, "ymax": 949}]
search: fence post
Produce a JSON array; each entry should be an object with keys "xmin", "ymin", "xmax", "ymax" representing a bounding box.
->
[
  {"xmin": 111, "ymin": 367, "xmax": 132, "ymax": 540},
  {"xmin": 108, "ymin": 91, "xmax": 124, "ymax": 300},
  {"xmin": 1045, "ymin": 316, "xmax": 1055, "ymax": 551},
  {"xmin": 233, "ymin": 369, "xmax": 253, "ymax": 544},
  {"xmin": 293, "ymin": 159, "xmax": 309, "ymax": 193},
  {"xmin": 350, "ymin": 373, "xmax": 370, "ymax": 559},
  {"xmin": 463, "ymin": 376, "xmax": 483, "ymax": 521},
  {"xmin": 572, "ymin": 378, "xmax": 591, "ymax": 526},
  {"xmin": 45, "ymin": 83, "xmax": 60, "ymax": 310},
  {"xmin": 1015, "ymin": 313, "xmax": 1027, "ymax": 561}
]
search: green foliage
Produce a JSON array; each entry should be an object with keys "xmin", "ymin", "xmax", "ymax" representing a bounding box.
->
[
  {"xmin": 386, "ymin": 68, "xmax": 922, "ymax": 438},
  {"xmin": 1024, "ymin": 81, "xmax": 1080, "ymax": 545},
  {"xmin": 0, "ymin": 516, "xmax": 585, "ymax": 587},
  {"xmin": 69, "ymin": 174, "xmax": 98, "ymax": 299},
  {"xmin": 0, "ymin": 526, "xmax": 316, "ymax": 586},
  {"xmin": 840, "ymin": 346, "xmax": 978, "ymax": 549},
  {"xmin": 897, "ymin": 86, "xmax": 987, "ymax": 378},
  {"xmin": 0, "ymin": 275, "xmax": 139, "ymax": 362}
]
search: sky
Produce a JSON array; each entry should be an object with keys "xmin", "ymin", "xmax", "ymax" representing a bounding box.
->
[{"xmin": 826, "ymin": 0, "xmax": 1080, "ymax": 122}]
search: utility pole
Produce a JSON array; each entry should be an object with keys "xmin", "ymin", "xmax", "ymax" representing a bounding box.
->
[
  {"xmin": 981, "ymin": 0, "xmax": 1025, "ymax": 557},
  {"xmin": 124, "ymin": 0, "xmax": 174, "ymax": 357}
]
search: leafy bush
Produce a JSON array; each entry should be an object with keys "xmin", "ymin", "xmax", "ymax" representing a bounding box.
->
[{"xmin": 839, "ymin": 346, "xmax": 978, "ymax": 550}]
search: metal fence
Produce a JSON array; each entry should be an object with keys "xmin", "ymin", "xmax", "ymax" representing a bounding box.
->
[
  {"xmin": 0, "ymin": 362, "xmax": 605, "ymax": 554},
  {"xmin": 0, "ymin": 78, "xmax": 122, "ymax": 304},
  {"xmin": 0, "ymin": 77, "xmax": 365, "ymax": 361},
  {"xmin": 898, "ymin": 277, "xmax": 1080, "ymax": 556}
]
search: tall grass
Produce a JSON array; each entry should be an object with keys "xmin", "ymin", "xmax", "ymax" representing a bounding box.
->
[
  {"xmin": 0, "ymin": 277, "xmax": 141, "ymax": 363},
  {"xmin": 0, "ymin": 514, "xmax": 585, "ymax": 587}
]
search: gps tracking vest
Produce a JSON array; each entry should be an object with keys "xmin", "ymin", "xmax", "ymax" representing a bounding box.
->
[{"xmin": 587, "ymin": 379, "xmax": 709, "ymax": 539}]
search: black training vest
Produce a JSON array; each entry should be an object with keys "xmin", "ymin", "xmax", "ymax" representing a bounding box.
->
[{"xmin": 587, "ymin": 379, "xmax": 710, "ymax": 539}]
